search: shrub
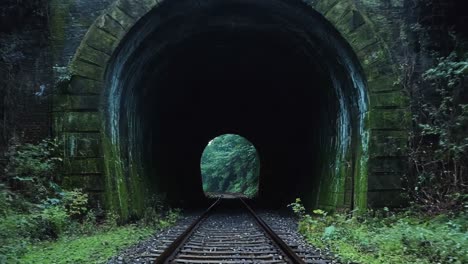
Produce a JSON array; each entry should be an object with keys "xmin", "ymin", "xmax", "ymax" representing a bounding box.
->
[
  {"xmin": 103, "ymin": 211, "xmax": 120, "ymax": 230},
  {"xmin": 407, "ymin": 53, "xmax": 468, "ymax": 213},
  {"xmin": 4, "ymin": 137, "xmax": 63, "ymax": 204},
  {"xmin": 0, "ymin": 184, "xmax": 11, "ymax": 217},
  {"xmin": 62, "ymin": 189, "xmax": 89, "ymax": 220},
  {"xmin": 289, "ymin": 199, "xmax": 468, "ymax": 264},
  {"xmin": 34, "ymin": 205, "xmax": 69, "ymax": 239}
]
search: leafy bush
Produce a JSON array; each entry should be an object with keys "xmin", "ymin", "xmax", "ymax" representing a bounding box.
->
[
  {"xmin": 0, "ymin": 137, "xmax": 183, "ymax": 262},
  {"xmin": 289, "ymin": 199, "xmax": 468, "ymax": 264},
  {"xmin": 62, "ymin": 189, "xmax": 89, "ymax": 220},
  {"xmin": 0, "ymin": 184, "xmax": 11, "ymax": 217},
  {"xmin": 4, "ymin": 137, "xmax": 63, "ymax": 204},
  {"xmin": 407, "ymin": 53, "xmax": 468, "ymax": 213},
  {"xmin": 36, "ymin": 205, "xmax": 69, "ymax": 239},
  {"xmin": 0, "ymin": 204, "xmax": 71, "ymax": 261},
  {"xmin": 103, "ymin": 211, "xmax": 120, "ymax": 230},
  {"xmin": 140, "ymin": 205, "xmax": 181, "ymax": 229}
]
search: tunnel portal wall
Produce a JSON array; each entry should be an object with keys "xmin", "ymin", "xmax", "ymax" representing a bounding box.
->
[{"xmin": 51, "ymin": 0, "xmax": 410, "ymax": 219}]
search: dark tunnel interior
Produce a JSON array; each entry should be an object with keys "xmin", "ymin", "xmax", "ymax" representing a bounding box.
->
[
  {"xmin": 104, "ymin": 0, "xmax": 368, "ymax": 214},
  {"xmin": 143, "ymin": 29, "xmax": 335, "ymax": 206}
]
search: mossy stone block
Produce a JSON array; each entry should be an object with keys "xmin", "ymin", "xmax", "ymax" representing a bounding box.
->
[
  {"xmin": 65, "ymin": 133, "xmax": 102, "ymax": 158},
  {"xmin": 53, "ymin": 95, "xmax": 99, "ymax": 111},
  {"xmin": 62, "ymin": 174, "xmax": 105, "ymax": 191},
  {"xmin": 368, "ymin": 172, "xmax": 402, "ymax": 190},
  {"xmin": 347, "ymin": 24, "xmax": 380, "ymax": 51},
  {"xmin": 52, "ymin": 112, "xmax": 64, "ymax": 133},
  {"xmin": 96, "ymin": 15, "xmax": 127, "ymax": 39},
  {"xmin": 64, "ymin": 158, "xmax": 104, "ymax": 175},
  {"xmin": 68, "ymin": 76, "xmax": 103, "ymax": 95},
  {"xmin": 370, "ymin": 91, "xmax": 410, "ymax": 108},
  {"xmin": 108, "ymin": 5, "xmax": 136, "ymax": 30},
  {"xmin": 324, "ymin": 1, "xmax": 352, "ymax": 25},
  {"xmin": 116, "ymin": 0, "xmax": 159, "ymax": 18},
  {"xmin": 63, "ymin": 112, "xmax": 100, "ymax": 132},
  {"xmin": 76, "ymin": 45, "xmax": 111, "ymax": 68},
  {"xmin": 369, "ymin": 109, "xmax": 410, "ymax": 130},
  {"xmin": 70, "ymin": 60, "xmax": 105, "ymax": 81},
  {"xmin": 367, "ymin": 75, "xmax": 400, "ymax": 92},
  {"xmin": 370, "ymin": 130, "xmax": 408, "ymax": 157},
  {"xmin": 87, "ymin": 192, "xmax": 105, "ymax": 209},
  {"xmin": 359, "ymin": 48, "xmax": 388, "ymax": 68},
  {"xmin": 369, "ymin": 157, "xmax": 407, "ymax": 174},
  {"xmin": 315, "ymin": 0, "xmax": 341, "ymax": 14},
  {"xmin": 333, "ymin": 8, "xmax": 356, "ymax": 35},
  {"xmin": 367, "ymin": 190, "xmax": 404, "ymax": 207},
  {"xmin": 84, "ymin": 27, "xmax": 119, "ymax": 55},
  {"xmin": 52, "ymin": 95, "xmax": 69, "ymax": 111}
]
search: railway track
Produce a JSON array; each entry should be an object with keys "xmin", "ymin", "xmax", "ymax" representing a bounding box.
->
[{"xmin": 155, "ymin": 198, "xmax": 327, "ymax": 264}]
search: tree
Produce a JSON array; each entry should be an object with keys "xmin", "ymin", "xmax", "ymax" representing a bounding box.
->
[{"xmin": 200, "ymin": 134, "xmax": 259, "ymax": 197}]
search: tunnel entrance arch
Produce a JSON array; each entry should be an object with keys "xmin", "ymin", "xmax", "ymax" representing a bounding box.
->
[{"xmin": 55, "ymin": 0, "xmax": 409, "ymax": 219}]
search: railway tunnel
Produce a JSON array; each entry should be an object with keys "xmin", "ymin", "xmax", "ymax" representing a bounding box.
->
[
  {"xmin": 101, "ymin": 0, "xmax": 368, "ymax": 215},
  {"xmin": 56, "ymin": 0, "xmax": 416, "ymax": 220}
]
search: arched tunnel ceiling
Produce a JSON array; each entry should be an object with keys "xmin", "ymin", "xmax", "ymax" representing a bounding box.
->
[
  {"xmin": 106, "ymin": 0, "xmax": 367, "ymax": 211},
  {"xmin": 58, "ymin": 0, "xmax": 410, "ymax": 219}
]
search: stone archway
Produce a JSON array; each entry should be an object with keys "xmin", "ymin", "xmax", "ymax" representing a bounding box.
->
[{"xmin": 54, "ymin": 0, "xmax": 409, "ymax": 218}]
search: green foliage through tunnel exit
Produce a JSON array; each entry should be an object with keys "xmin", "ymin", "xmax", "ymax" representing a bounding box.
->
[{"xmin": 200, "ymin": 134, "xmax": 260, "ymax": 197}]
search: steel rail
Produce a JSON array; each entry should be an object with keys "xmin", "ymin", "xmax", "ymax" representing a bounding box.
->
[
  {"xmin": 155, "ymin": 196, "xmax": 305, "ymax": 264},
  {"xmin": 239, "ymin": 198, "xmax": 306, "ymax": 264},
  {"xmin": 155, "ymin": 197, "xmax": 221, "ymax": 264}
]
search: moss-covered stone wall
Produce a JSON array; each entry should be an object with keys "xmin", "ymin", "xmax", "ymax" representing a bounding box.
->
[{"xmin": 310, "ymin": 0, "xmax": 410, "ymax": 208}]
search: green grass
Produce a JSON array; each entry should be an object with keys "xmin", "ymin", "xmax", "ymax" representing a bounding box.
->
[
  {"xmin": 298, "ymin": 213, "xmax": 467, "ymax": 264},
  {"xmin": 17, "ymin": 225, "xmax": 154, "ymax": 264},
  {"xmin": 0, "ymin": 205, "xmax": 180, "ymax": 264},
  {"xmin": 289, "ymin": 199, "xmax": 467, "ymax": 264}
]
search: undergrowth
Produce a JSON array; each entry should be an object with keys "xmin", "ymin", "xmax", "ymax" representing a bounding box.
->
[
  {"xmin": 289, "ymin": 198, "xmax": 467, "ymax": 264},
  {"xmin": 0, "ymin": 138, "xmax": 181, "ymax": 263}
]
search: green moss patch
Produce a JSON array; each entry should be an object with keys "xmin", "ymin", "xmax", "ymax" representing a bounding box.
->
[{"xmin": 18, "ymin": 226, "xmax": 154, "ymax": 264}]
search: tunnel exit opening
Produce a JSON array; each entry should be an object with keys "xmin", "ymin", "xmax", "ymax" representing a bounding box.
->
[
  {"xmin": 97, "ymin": 0, "xmax": 369, "ymax": 218},
  {"xmin": 200, "ymin": 134, "xmax": 260, "ymax": 198}
]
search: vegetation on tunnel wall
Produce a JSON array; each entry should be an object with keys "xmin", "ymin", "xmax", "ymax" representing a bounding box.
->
[{"xmin": 200, "ymin": 134, "xmax": 259, "ymax": 197}]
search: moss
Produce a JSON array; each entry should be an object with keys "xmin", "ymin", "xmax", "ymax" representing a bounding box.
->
[
  {"xmin": 101, "ymin": 133, "xmax": 150, "ymax": 221},
  {"xmin": 108, "ymin": 7, "xmax": 135, "ymax": 30},
  {"xmin": 54, "ymin": 95, "xmax": 100, "ymax": 111},
  {"xmin": 128, "ymin": 160, "xmax": 148, "ymax": 217},
  {"xmin": 68, "ymin": 76, "xmax": 104, "ymax": 95},
  {"xmin": 52, "ymin": 112, "xmax": 64, "ymax": 134},
  {"xmin": 62, "ymin": 175, "xmax": 104, "ymax": 191},
  {"xmin": 49, "ymin": 0, "xmax": 71, "ymax": 63},
  {"xmin": 315, "ymin": 134, "xmax": 351, "ymax": 211},
  {"xmin": 84, "ymin": 27, "xmax": 119, "ymax": 55},
  {"xmin": 354, "ymin": 112, "xmax": 370, "ymax": 211},
  {"xmin": 76, "ymin": 45, "xmax": 111, "ymax": 68},
  {"xmin": 102, "ymin": 135, "xmax": 129, "ymax": 221},
  {"xmin": 64, "ymin": 158, "xmax": 103, "ymax": 174},
  {"xmin": 370, "ymin": 130, "xmax": 408, "ymax": 158},
  {"xmin": 63, "ymin": 112, "xmax": 100, "ymax": 132},
  {"xmin": 370, "ymin": 91, "xmax": 410, "ymax": 108},
  {"xmin": 315, "ymin": 0, "xmax": 345, "ymax": 14},
  {"xmin": 70, "ymin": 60, "xmax": 105, "ymax": 80},
  {"xmin": 369, "ymin": 109, "xmax": 411, "ymax": 130},
  {"xmin": 324, "ymin": 1, "xmax": 352, "ymax": 24}
]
